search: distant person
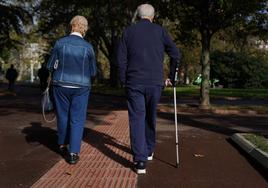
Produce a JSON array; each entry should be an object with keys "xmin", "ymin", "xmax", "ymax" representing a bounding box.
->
[
  {"xmin": 117, "ymin": 4, "xmax": 180, "ymax": 174},
  {"xmin": 47, "ymin": 15, "xmax": 97, "ymax": 165},
  {"xmin": 38, "ymin": 63, "xmax": 49, "ymax": 92},
  {"xmin": 5, "ymin": 64, "xmax": 18, "ymax": 91}
]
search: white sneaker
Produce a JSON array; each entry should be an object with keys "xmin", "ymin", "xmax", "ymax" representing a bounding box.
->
[
  {"xmin": 134, "ymin": 161, "xmax": 146, "ymax": 174},
  {"xmin": 136, "ymin": 168, "xmax": 146, "ymax": 174},
  {"xmin": 147, "ymin": 153, "xmax": 154, "ymax": 161}
]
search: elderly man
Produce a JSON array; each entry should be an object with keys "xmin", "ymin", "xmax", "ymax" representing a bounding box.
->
[
  {"xmin": 47, "ymin": 15, "xmax": 96, "ymax": 164},
  {"xmin": 117, "ymin": 4, "xmax": 180, "ymax": 174}
]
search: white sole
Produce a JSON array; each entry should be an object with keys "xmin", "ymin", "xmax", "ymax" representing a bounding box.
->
[
  {"xmin": 136, "ymin": 169, "xmax": 146, "ymax": 174},
  {"xmin": 147, "ymin": 153, "xmax": 154, "ymax": 161}
]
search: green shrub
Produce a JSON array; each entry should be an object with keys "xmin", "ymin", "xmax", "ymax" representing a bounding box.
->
[{"xmin": 211, "ymin": 50, "xmax": 268, "ymax": 88}]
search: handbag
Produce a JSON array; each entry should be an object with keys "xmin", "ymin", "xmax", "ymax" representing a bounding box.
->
[{"xmin": 41, "ymin": 76, "xmax": 56, "ymax": 123}]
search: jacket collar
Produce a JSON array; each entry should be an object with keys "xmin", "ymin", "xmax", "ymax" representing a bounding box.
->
[
  {"xmin": 70, "ymin": 32, "xmax": 83, "ymax": 38},
  {"xmin": 139, "ymin": 18, "xmax": 152, "ymax": 23}
]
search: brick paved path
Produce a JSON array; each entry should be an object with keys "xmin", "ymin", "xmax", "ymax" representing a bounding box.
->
[{"xmin": 31, "ymin": 111, "xmax": 137, "ymax": 188}]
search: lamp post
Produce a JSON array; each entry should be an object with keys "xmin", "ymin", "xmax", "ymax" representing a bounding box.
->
[{"xmin": 29, "ymin": 43, "xmax": 38, "ymax": 83}]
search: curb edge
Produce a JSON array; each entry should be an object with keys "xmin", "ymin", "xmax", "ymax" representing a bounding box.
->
[{"xmin": 230, "ymin": 133, "xmax": 268, "ymax": 171}]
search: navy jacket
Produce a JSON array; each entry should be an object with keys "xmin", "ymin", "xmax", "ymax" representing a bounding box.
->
[
  {"xmin": 47, "ymin": 35, "xmax": 97, "ymax": 87},
  {"xmin": 117, "ymin": 19, "xmax": 180, "ymax": 86}
]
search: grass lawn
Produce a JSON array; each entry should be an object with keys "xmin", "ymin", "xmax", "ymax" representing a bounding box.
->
[
  {"xmin": 212, "ymin": 104, "xmax": 268, "ymax": 112},
  {"xmin": 210, "ymin": 88, "xmax": 268, "ymax": 99},
  {"xmin": 163, "ymin": 86, "xmax": 268, "ymax": 99},
  {"xmin": 244, "ymin": 134, "xmax": 268, "ymax": 153},
  {"xmin": 92, "ymin": 85, "xmax": 268, "ymax": 99},
  {"xmin": 92, "ymin": 85, "xmax": 268, "ymax": 113}
]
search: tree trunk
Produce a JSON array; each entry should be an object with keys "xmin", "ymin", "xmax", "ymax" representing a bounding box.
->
[
  {"xmin": 184, "ymin": 63, "xmax": 189, "ymax": 85},
  {"xmin": 200, "ymin": 31, "xmax": 211, "ymax": 109}
]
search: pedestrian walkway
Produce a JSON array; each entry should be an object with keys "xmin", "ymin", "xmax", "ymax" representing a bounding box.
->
[
  {"xmin": 1, "ymin": 85, "xmax": 268, "ymax": 188},
  {"xmin": 31, "ymin": 111, "xmax": 137, "ymax": 188}
]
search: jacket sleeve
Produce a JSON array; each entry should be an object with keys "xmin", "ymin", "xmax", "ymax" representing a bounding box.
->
[
  {"xmin": 162, "ymin": 28, "xmax": 181, "ymax": 81},
  {"xmin": 46, "ymin": 41, "xmax": 59, "ymax": 72},
  {"xmin": 117, "ymin": 31, "xmax": 128, "ymax": 85},
  {"xmin": 89, "ymin": 47, "xmax": 97, "ymax": 77}
]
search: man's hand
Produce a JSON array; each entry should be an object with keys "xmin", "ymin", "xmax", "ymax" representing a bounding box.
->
[{"xmin": 165, "ymin": 78, "xmax": 173, "ymax": 87}]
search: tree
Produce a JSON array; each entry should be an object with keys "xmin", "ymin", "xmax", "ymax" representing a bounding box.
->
[
  {"xmin": 38, "ymin": 0, "xmax": 147, "ymax": 86},
  {"xmin": 167, "ymin": 0, "xmax": 267, "ymax": 108},
  {"xmin": 211, "ymin": 50, "xmax": 268, "ymax": 88},
  {"xmin": 87, "ymin": 0, "xmax": 141, "ymax": 86},
  {"xmin": 0, "ymin": 0, "xmax": 32, "ymax": 56}
]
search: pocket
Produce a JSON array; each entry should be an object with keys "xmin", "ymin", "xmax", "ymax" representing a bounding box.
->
[{"xmin": 54, "ymin": 59, "xmax": 59, "ymax": 69}]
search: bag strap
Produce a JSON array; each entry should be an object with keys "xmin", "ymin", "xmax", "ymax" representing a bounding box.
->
[
  {"xmin": 42, "ymin": 73, "xmax": 56, "ymax": 123},
  {"xmin": 43, "ymin": 73, "xmax": 52, "ymax": 94}
]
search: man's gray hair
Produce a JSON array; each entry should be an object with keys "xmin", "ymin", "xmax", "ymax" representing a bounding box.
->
[{"xmin": 137, "ymin": 4, "xmax": 155, "ymax": 18}]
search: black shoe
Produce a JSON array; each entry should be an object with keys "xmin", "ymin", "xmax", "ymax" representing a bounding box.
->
[
  {"xmin": 59, "ymin": 146, "xmax": 68, "ymax": 156},
  {"xmin": 67, "ymin": 153, "xmax": 79, "ymax": 165},
  {"xmin": 134, "ymin": 161, "xmax": 146, "ymax": 174}
]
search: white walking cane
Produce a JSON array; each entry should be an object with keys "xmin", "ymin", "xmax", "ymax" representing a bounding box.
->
[{"xmin": 173, "ymin": 67, "xmax": 179, "ymax": 168}]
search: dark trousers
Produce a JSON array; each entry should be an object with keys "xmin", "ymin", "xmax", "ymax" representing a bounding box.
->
[
  {"xmin": 52, "ymin": 86, "xmax": 90, "ymax": 153},
  {"xmin": 40, "ymin": 80, "xmax": 48, "ymax": 92},
  {"xmin": 126, "ymin": 85, "xmax": 162, "ymax": 162},
  {"xmin": 8, "ymin": 81, "xmax": 15, "ymax": 91}
]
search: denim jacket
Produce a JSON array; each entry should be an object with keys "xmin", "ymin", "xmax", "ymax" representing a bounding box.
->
[{"xmin": 47, "ymin": 35, "xmax": 97, "ymax": 87}]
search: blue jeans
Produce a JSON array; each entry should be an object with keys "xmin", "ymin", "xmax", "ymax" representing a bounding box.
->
[
  {"xmin": 52, "ymin": 86, "xmax": 90, "ymax": 153},
  {"xmin": 126, "ymin": 85, "xmax": 163, "ymax": 162}
]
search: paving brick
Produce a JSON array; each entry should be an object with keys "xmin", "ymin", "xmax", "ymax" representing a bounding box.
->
[{"xmin": 31, "ymin": 111, "xmax": 137, "ymax": 188}]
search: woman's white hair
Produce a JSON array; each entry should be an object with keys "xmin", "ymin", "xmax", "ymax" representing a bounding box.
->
[
  {"xmin": 137, "ymin": 4, "xmax": 155, "ymax": 18},
  {"xmin": 70, "ymin": 15, "xmax": 88, "ymax": 37}
]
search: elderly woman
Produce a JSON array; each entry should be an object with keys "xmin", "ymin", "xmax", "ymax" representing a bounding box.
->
[{"xmin": 47, "ymin": 15, "xmax": 96, "ymax": 164}]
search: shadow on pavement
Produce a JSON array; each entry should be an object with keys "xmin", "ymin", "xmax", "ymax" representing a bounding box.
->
[
  {"xmin": 22, "ymin": 122, "xmax": 60, "ymax": 155},
  {"xmin": 83, "ymin": 127, "xmax": 133, "ymax": 169},
  {"xmin": 21, "ymin": 120, "xmax": 134, "ymax": 171},
  {"xmin": 0, "ymin": 108, "xmax": 13, "ymax": 116},
  {"xmin": 153, "ymin": 156, "xmax": 178, "ymax": 168},
  {"xmin": 158, "ymin": 111, "xmax": 268, "ymax": 135}
]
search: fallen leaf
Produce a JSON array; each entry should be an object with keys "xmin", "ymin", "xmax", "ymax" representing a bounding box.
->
[
  {"xmin": 65, "ymin": 171, "xmax": 72, "ymax": 175},
  {"xmin": 194, "ymin": 154, "xmax": 205, "ymax": 158}
]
